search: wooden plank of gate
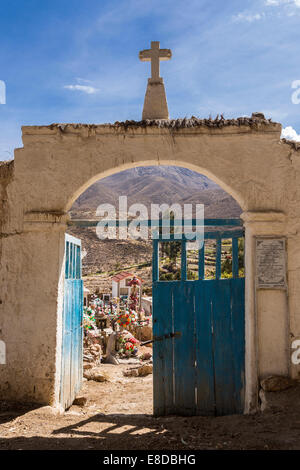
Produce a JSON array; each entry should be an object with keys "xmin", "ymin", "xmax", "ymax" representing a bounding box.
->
[
  {"xmin": 212, "ymin": 279, "xmax": 237, "ymax": 416},
  {"xmin": 230, "ymin": 278, "xmax": 245, "ymax": 413},
  {"xmin": 64, "ymin": 280, "xmax": 72, "ymax": 409},
  {"xmin": 232, "ymin": 237, "xmax": 239, "ymax": 278},
  {"xmin": 60, "ymin": 291, "xmax": 66, "ymax": 408},
  {"xmin": 77, "ymin": 280, "xmax": 84, "ymax": 395},
  {"xmin": 70, "ymin": 281, "xmax": 76, "ymax": 406},
  {"xmin": 153, "ymin": 281, "xmax": 174, "ymax": 416},
  {"xmin": 70, "ymin": 243, "xmax": 74, "ymax": 279},
  {"xmin": 61, "ymin": 235, "xmax": 84, "ymax": 410},
  {"xmin": 173, "ymin": 282, "xmax": 196, "ymax": 416},
  {"xmin": 69, "ymin": 279, "xmax": 83, "ymax": 403},
  {"xmin": 152, "ymin": 240, "xmax": 159, "ymax": 283},
  {"xmin": 198, "ymin": 246, "xmax": 205, "ymax": 280},
  {"xmin": 65, "ymin": 241, "xmax": 70, "ymax": 278},
  {"xmin": 76, "ymin": 279, "xmax": 83, "ymax": 395},
  {"xmin": 215, "ymin": 237, "xmax": 222, "ymax": 280},
  {"xmin": 195, "ymin": 280, "xmax": 215, "ymax": 415},
  {"xmin": 72, "ymin": 280, "xmax": 77, "ymax": 398}
]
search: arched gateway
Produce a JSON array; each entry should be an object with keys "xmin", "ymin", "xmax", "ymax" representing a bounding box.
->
[{"xmin": 0, "ymin": 115, "xmax": 299, "ymax": 413}]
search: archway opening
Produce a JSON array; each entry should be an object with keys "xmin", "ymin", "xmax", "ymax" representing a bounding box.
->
[{"xmin": 63, "ymin": 165, "xmax": 244, "ymax": 416}]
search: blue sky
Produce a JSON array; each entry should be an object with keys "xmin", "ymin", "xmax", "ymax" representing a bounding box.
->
[{"xmin": 0, "ymin": 0, "xmax": 300, "ymax": 160}]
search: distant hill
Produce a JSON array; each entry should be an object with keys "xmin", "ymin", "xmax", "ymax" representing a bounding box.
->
[
  {"xmin": 71, "ymin": 166, "xmax": 241, "ymax": 218},
  {"xmin": 69, "ymin": 166, "xmax": 242, "ymax": 279}
]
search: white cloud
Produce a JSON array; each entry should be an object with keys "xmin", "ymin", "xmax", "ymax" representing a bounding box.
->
[
  {"xmin": 64, "ymin": 84, "xmax": 98, "ymax": 94},
  {"xmin": 234, "ymin": 0, "xmax": 300, "ymax": 24},
  {"xmin": 265, "ymin": 0, "xmax": 300, "ymax": 7},
  {"xmin": 232, "ymin": 12, "xmax": 264, "ymax": 22},
  {"xmin": 75, "ymin": 78, "xmax": 93, "ymax": 84},
  {"xmin": 234, "ymin": 0, "xmax": 300, "ymax": 23},
  {"xmin": 266, "ymin": 0, "xmax": 287, "ymax": 5},
  {"xmin": 281, "ymin": 126, "xmax": 300, "ymax": 141}
]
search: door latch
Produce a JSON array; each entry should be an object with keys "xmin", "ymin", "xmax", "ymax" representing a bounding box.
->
[{"xmin": 140, "ymin": 332, "xmax": 181, "ymax": 346}]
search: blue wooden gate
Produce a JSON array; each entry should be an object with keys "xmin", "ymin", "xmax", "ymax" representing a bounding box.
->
[
  {"xmin": 60, "ymin": 234, "xmax": 83, "ymax": 410},
  {"xmin": 152, "ymin": 220, "xmax": 245, "ymax": 416}
]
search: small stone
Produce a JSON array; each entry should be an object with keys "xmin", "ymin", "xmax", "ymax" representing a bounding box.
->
[
  {"xmin": 73, "ymin": 396, "xmax": 88, "ymax": 406},
  {"xmin": 138, "ymin": 364, "xmax": 153, "ymax": 377},
  {"xmin": 140, "ymin": 352, "xmax": 152, "ymax": 361},
  {"xmin": 84, "ymin": 367, "xmax": 109, "ymax": 382},
  {"xmin": 123, "ymin": 368, "xmax": 139, "ymax": 377},
  {"xmin": 83, "ymin": 354, "xmax": 94, "ymax": 363},
  {"xmin": 261, "ymin": 375, "xmax": 295, "ymax": 392},
  {"xmin": 83, "ymin": 363, "xmax": 93, "ymax": 370},
  {"xmin": 251, "ymin": 112, "xmax": 265, "ymax": 120},
  {"xmin": 92, "ymin": 372, "xmax": 109, "ymax": 382}
]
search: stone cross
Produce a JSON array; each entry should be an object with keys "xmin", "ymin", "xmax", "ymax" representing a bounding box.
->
[{"xmin": 139, "ymin": 41, "xmax": 172, "ymax": 82}]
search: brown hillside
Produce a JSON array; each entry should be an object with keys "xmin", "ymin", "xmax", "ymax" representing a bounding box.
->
[{"xmin": 68, "ymin": 166, "xmax": 242, "ymax": 292}]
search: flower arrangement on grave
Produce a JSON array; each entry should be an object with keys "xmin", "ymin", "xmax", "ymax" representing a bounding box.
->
[
  {"xmin": 117, "ymin": 333, "xmax": 139, "ymax": 357},
  {"xmin": 116, "ymin": 311, "xmax": 132, "ymax": 328},
  {"xmin": 83, "ymin": 307, "xmax": 97, "ymax": 333},
  {"xmin": 85, "ymin": 306, "xmax": 95, "ymax": 320},
  {"xmin": 128, "ymin": 276, "xmax": 141, "ymax": 287},
  {"xmin": 125, "ymin": 341, "xmax": 134, "ymax": 355},
  {"xmin": 129, "ymin": 310, "xmax": 138, "ymax": 325},
  {"xmin": 129, "ymin": 296, "xmax": 139, "ymax": 311},
  {"xmin": 128, "ymin": 276, "xmax": 141, "ymax": 312},
  {"xmin": 94, "ymin": 305, "xmax": 106, "ymax": 318}
]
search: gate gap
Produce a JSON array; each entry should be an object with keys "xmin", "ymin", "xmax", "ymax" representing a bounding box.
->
[{"xmin": 64, "ymin": 164, "xmax": 244, "ymax": 417}]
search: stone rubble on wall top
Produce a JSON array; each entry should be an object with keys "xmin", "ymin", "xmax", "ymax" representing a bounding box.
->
[{"xmin": 47, "ymin": 113, "xmax": 278, "ymax": 131}]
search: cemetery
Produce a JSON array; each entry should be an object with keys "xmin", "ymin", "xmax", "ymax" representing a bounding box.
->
[
  {"xmin": 1, "ymin": 102, "xmax": 299, "ymax": 414},
  {"xmin": 1, "ymin": 22, "xmax": 300, "ymax": 450}
]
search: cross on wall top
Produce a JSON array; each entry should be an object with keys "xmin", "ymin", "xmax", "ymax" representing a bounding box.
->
[{"xmin": 139, "ymin": 41, "xmax": 172, "ymax": 82}]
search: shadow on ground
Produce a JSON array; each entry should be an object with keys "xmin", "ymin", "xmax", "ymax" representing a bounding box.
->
[
  {"xmin": 0, "ymin": 401, "xmax": 42, "ymax": 425},
  {"xmin": 1, "ymin": 384, "xmax": 300, "ymax": 450}
]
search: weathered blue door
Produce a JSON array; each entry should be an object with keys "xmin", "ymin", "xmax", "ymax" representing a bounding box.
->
[
  {"xmin": 152, "ymin": 220, "xmax": 245, "ymax": 416},
  {"xmin": 60, "ymin": 233, "xmax": 83, "ymax": 410}
]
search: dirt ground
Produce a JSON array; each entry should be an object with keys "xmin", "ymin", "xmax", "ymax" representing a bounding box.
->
[{"xmin": 1, "ymin": 365, "xmax": 300, "ymax": 451}]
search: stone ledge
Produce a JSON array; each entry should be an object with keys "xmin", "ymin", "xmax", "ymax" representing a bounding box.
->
[
  {"xmin": 23, "ymin": 211, "xmax": 69, "ymax": 232},
  {"xmin": 241, "ymin": 211, "xmax": 287, "ymax": 237},
  {"xmin": 241, "ymin": 211, "xmax": 286, "ymax": 224},
  {"xmin": 21, "ymin": 114, "xmax": 282, "ymax": 136}
]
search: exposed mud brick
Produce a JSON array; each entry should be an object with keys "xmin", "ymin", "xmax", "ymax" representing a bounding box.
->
[
  {"xmin": 261, "ymin": 376, "xmax": 295, "ymax": 392},
  {"xmin": 73, "ymin": 396, "xmax": 88, "ymax": 406},
  {"xmin": 138, "ymin": 364, "xmax": 153, "ymax": 376},
  {"xmin": 83, "ymin": 367, "xmax": 110, "ymax": 382}
]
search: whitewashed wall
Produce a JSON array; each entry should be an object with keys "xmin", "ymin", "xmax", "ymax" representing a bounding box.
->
[{"xmin": 0, "ymin": 119, "xmax": 299, "ymax": 411}]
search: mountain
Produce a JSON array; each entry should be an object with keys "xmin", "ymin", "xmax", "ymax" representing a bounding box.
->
[
  {"xmin": 71, "ymin": 166, "xmax": 241, "ymax": 218},
  {"xmin": 68, "ymin": 166, "xmax": 242, "ymax": 279}
]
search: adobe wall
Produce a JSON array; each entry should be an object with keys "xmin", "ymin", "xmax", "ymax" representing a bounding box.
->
[{"xmin": 0, "ymin": 116, "xmax": 299, "ymax": 411}]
